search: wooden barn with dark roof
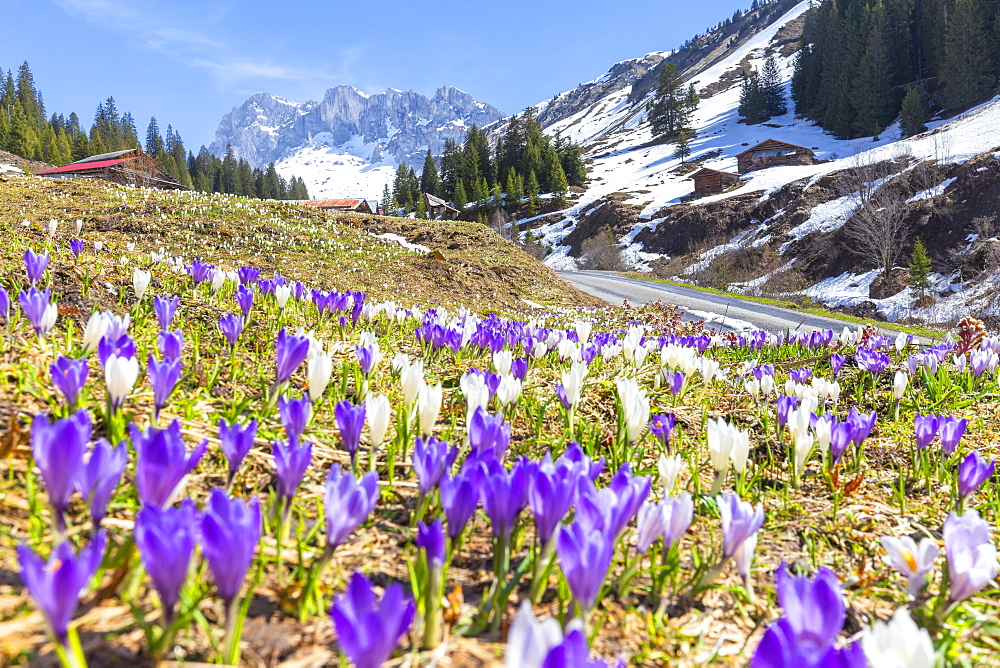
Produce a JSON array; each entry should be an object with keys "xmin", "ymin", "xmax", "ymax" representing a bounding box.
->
[
  {"xmin": 36, "ymin": 148, "xmax": 183, "ymax": 189},
  {"xmin": 689, "ymin": 167, "xmax": 741, "ymax": 195},
  {"xmin": 736, "ymin": 139, "xmax": 815, "ymax": 173}
]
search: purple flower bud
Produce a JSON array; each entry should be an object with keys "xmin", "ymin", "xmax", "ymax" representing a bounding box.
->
[
  {"xmin": 76, "ymin": 438, "xmax": 127, "ymax": 526},
  {"xmin": 135, "ymin": 500, "xmax": 198, "ymax": 624},
  {"xmin": 541, "ymin": 626, "xmax": 610, "ymax": 668},
  {"xmin": 846, "ymin": 408, "xmax": 876, "ymax": 448},
  {"xmin": 158, "ymin": 330, "xmax": 184, "ymax": 360},
  {"xmin": 938, "ymin": 415, "xmax": 967, "ymax": 456},
  {"xmin": 440, "ymin": 471, "xmax": 478, "ymax": 540},
  {"xmin": 662, "ymin": 491, "xmax": 694, "ymax": 549},
  {"xmin": 413, "ymin": 435, "xmax": 457, "ymax": 496},
  {"xmin": 719, "ymin": 491, "xmax": 764, "ymax": 561},
  {"xmin": 0, "ymin": 286, "xmax": 9, "ymax": 322},
  {"xmin": 147, "ymin": 354, "xmax": 181, "ymax": 418},
  {"xmin": 219, "ymin": 313, "xmax": 244, "ymax": 349},
  {"xmin": 511, "ymin": 357, "xmax": 529, "ymax": 381},
  {"xmin": 527, "ymin": 458, "xmax": 577, "ymax": 545},
  {"xmin": 830, "ymin": 422, "xmax": 854, "ymax": 464},
  {"xmin": 417, "ymin": 518, "xmax": 446, "ymax": 569},
  {"xmin": 556, "ymin": 520, "xmax": 614, "ymax": 616},
  {"xmin": 275, "ymin": 328, "xmax": 310, "ymax": 384},
  {"xmin": 914, "ymin": 413, "xmax": 940, "ymax": 450},
  {"xmin": 18, "ymin": 531, "xmax": 106, "ymax": 644},
  {"xmin": 132, "ymin": 420, "xmax": 207, "ymax": 508},
  {"xmin": 51, "ymin": 356, "xmax": 88, "ymax": 407},
  {"xmin": 555, "ymin": 382, "xmax": 571, "ymax": 410},
  {"xmin": 201, "ymin": 489, "xmax": 261, "ymax": 604},
  {"xmin": 324, "ymin": 464, "xmax": 379, "ymax": 551},
  {"xmin": 279, "ymin": 394, "xmax": 312, "ymax": 445},
  {"xmin": 69, "ymin": 239, "xmax": 84, "ymax": 260},
  {"xmin": 355, "ymin": 345, "xmax": 375, "ymax": 375},
  {"xmin": 97, "ymin": 334, "xmax": 135, "ymax": 369},
  {"xmin": 219, "ymin": 418, "xmax": 258, "ymax": 486},
  {"xmin": 479, "ymin": 459, "xmax": 527, "ymax": 540},
  {"xmin": 958, "ymin": 450, "xmax": 995, "ymax": 500},
  {"xmin": 335, "ymin": 400, "xmax": 366, "ymax": 464},
  {"xmin": 944, "ymin": 509, "xmax": 999, "ymax": 605},
  {"xmin": 272, "ymin": 439, "xmax": 312, "ymax": 504},
  {"xmin": 664, "ymin": 370, "xmax": 685, "ymax": 396},
  {"xmin": 24, "ymin": 248, "xmax": 49, "ymax": 285},
  {"xmin": 777, "ymin": 395, "xmax": 798, "ymax": 429},
  {"xmin": 330, "ymin": 571, "xmax": 415, "ymax": 668},
  {"xmin": 187, "ymin": 259, "xmax": 213, "ymax": 285},
  {"xmin": 153, "ymin": 295, "xmax": 179, "ymax": 332},
  {"xmin": 774, "ymin": 563, "xmax": 846, "ymax": 654},
  {"xmin": 237, "ymin": 265, "xmax": 260, "ymax": 286},
  {"xmin": 830, "ymin": 353, "xmax": 845, "ymax": 378},
  {"xmin": 234, "ymin": 285, "xmax": 254, "ymax": 320},
  {"xmin": 31, "ymin": 411, "xmax": 90, "ymax": 529},
  {"xmin": 560, "ymin": 442, "xmax": 604, "ymax": 481},
  {"xmin": 789, "ymin": 367, "xmax": 812, "ymax": 384},
  {"xmin": 468, "ymin": 407, "xmax": 512, "ymax": 460},
  {"xmin": 19, "ymin": 287, "xmax": 57, "ymax": 337},
  {"xmin": 648, "ymin": 413, "xmax": 676, "ymax": 450}
]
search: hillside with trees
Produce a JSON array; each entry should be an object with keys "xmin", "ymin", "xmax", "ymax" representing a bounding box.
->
[
  {"xmin": 0, "ymin": 61, "xmax": 308, "ymax": 200},
  {"xmin": 792, "ymin": 0, "xmax": 1000, "ymax": 139}
]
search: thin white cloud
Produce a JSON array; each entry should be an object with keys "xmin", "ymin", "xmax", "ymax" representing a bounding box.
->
[{"xmin": 52, "ymin": 0, "xmax": 335, "ymax": 92}]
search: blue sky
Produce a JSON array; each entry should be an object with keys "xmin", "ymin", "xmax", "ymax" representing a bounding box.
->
[{"xmin": 2, "ymin": 0, "xmax": 754, "ymax": 150}]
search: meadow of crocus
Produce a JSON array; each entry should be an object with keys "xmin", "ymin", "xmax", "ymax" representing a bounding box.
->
[{"xmin": 1, "ymin": 184, "xmax": 999, "ymax": 667}]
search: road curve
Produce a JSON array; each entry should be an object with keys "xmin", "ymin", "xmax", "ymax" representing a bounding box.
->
[{"xmin": 558, "ymin": 270, "xmax": 877, "ymax": 335}]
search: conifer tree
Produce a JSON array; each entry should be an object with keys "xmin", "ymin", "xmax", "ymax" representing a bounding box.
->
[
  {"xmin": 380, "ymin": 184, "xmax": 393, "ymax": 215},
  {"xmin": 146, "ymin": 117, "xmax": 165, "ymax": 156},
  {"xmin": 900, "ymin": 87, "xmax": 928, "ymax": 137},
  {"xmin": 941, "ymin": 0, "xmax": 996, "ymax": 112},
  {"xmin": 525, "ymin": 170, "xmax": 540, "ymax": 215},
  {"xmin": 453, "ymin": 179, "xmax": 468, "ymax": 210},
  {"xmin": 739, "ymin": 70, "xmax": 767, "ymax": 124},
  {"xmin": 761, "ymin": 55, "xmax": 787, "ymax": 117},
  {"xmin": 420, "ymin": 149, "xmax": 441, "ymax": 197},
  {"xmin": 673, "ymin": 130, "xmax": 692, "ymax": 163},
  {"xmin": 415, "ymin": 193, "xmax": 427, "ymax": 219},
  {"xmin": 646, "ymin": 63, "xmax": 697, "ymax": 138},
  {"xmin": 505, "ymin": 168, "xmax": 521, "ymax": 203},
  {"xmin": 908, "ymin": 237, "xmax": 931, "ymax": 298}
]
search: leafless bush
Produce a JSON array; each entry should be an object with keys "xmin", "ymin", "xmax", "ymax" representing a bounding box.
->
[
  {"xmin": 579, "ymin": 230, "xmax": 628, "ymax": 270},
  {"xmin": 519, "ymin": 232, "xmax": 548, "ymax": 261},
  {"xmin": 489, "ymin": 207, "xmax": 512, "ymax": 241}
]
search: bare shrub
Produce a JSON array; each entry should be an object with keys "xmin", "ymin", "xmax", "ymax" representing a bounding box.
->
[
  {"xmin": 519, "ymin": 232, "xmax": 549, "ymax": 261},
  {"xmin": 761, "ymin": 268, "xmax": 811, "ymax": 296},
  {"xmin": 579, "ymin": 230, "xmax": 628, "ymax": 270}
]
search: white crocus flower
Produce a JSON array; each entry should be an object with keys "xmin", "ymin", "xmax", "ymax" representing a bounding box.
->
[
  {"xmin": 794, "ymin": 430, "xmax": 814, "ymax": 477},
  {"xmin": 104, "ymin": 354, "xmax": 139, "ymax": 408},
  {"xmin": 861, "ymin": 607, "xmax": 936, "ymax": 668},
  {"xmin": 658, "ymin": 453, "xmax": 685, "ymax": 497},
  {"xmin": 560, "ymin": 361, "xmax": 588, "ymax": 409},
  {"xmin": 744, "ymin": 377, "xmax": 761, "ymax": 400},
  {"xmin": 274, "ymin": 284, "xmax": 292, "ymax": 309},
  {"xmin": 365, "ymin": 393, "xmax": 392, "ymax": 449},
  {"xmin": 40, "ymin": 302, "xmax": 58, "ymax": 336},
  {"xmin": 708, "ymin": 417, "xmax": 750, "ymax": 480},
  {"xmin": 460, "ymin": 372, "xmax": 490, "ymax": 416},
  {"xmin": 307, "ymin": 350, "xmax": 333, "ymax": 403},
  {"xmin": 531, "ymin": 340, "xmax": 548, "ymax": 359},
  {"xmin": 417, "ymin": 382, "xmax": 442, "ymax": 436},
  {"xmin": 893, "ymin": 371, "xmax": 908, "ymax": 400},
  {"xmin": 75, "ymin": 219, "xmax": 83, "ymax": 235},
  {"xmin": 497, "ymin": 374, "xmax": 523, "ymax": 407},
  {"xmin": 401, "ymin": 359, "xmax": 425, "ymax": 409},
  {"xmin": 615, "ymin": 377, "xmax": 650, "ymax": 444},
  {"xmin": 48, "ymin": 219, "xmax": 58, "ymax": 240},
  {"xmin": 81, "ymin": 311, "xmax": 109, "ymax": 354},
  {"xmin": 132, "ymin": 269, "xmax": 151, "ymax": 301},
  {"xmin": 574, "ymin": 320, "xmax": 592, "ymax": 346},
  {"xmin": 493, "ymin": 349, "xmax": 513, "ymax": 375},
  {"xmin": 505, "ymin": 601, "xmax": 564, "ymax": 668}
]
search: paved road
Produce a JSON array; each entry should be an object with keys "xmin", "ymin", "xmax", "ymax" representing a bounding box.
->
[{"xmin": 558, "ymin": 270, "xmax": 884, "ymax": 335}]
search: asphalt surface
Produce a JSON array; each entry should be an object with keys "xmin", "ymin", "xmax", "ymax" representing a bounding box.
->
[{"xmin": 558, "ymin": 270, "xmax": 880, "ymax": 335}]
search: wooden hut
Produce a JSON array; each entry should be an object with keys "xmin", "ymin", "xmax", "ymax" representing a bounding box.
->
[
  {"xmin": 36, "ymin": 148, "xmax": 183, "ymax": 189},
  {"xmin": 424, "ymin": 193, "xmax": 459, "ymax": 220},
  {"xmin": 689, "ymin": 167, "xmax": 741, "ymax": 195},
  {"xmin": 302, "ymin": 199, "xmax": 373, "ymax": 213},
  {"xmin": 736, "ymin": 139, "xmax": 815, "ymax": 173}
]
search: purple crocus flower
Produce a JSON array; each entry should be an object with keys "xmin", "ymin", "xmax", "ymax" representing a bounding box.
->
[
  {"xmin": 76, "ymin": 438, "xmax": 127, "ymax": 527},
  {"xmin": 272, "ymin": 439, "xmax": 312, "ymax": 506},
  {"xmin": 330, "ymin": 571, "xmax": 415, "ymax": 668},
  {"xmin": 662, "ymin": 491, "xmax": 694, "ymax": 549},
  {"xmin": 637, "ymin": 501, "xmax": 668, "ymax": 554},
  {"xmin": 664, "ymin": 370, "xmax": 685, "ymax": 396},
  {"xmin": 355, "ymin": 345, "xmax": 376, "ymax": 375},
  {"xmin": 50, "ymin": 356, "xmax": 88, "ymax": 407},
  {"xmin": 31, "ymin": 411, "xmax": 90, "ymax": 533},
  {"xmin": 830, "ymin": 353, "xmax": 845, "ymax": 378},
  {"xmin": 275, "ymin": 328, "xmax": 310, "ymax": 384},
  {"xmin": 218, "ymin": 418, "xmax": 258, "ymax": 487},
  {"xmin": 153, "ymin": 295, "xmax": 179, "ymax": 332},
  {"xmin": 69, "ymin": 239, "xmax": 84, "ymax": 260},
  {"xmin": 648, "ymin": 414, "xmax": 676, "ymax": 451},
  {"xmin": 147, "ymin": 354, "xmax": 181, "ymax": 419},
  {"xmin": 958, "ymin": 450, "xmax": 995, "ymax": 500},
  {"xmin": 237, "ymin": 265, "xmax": 260, "ymax": 286},
  {"xmin": 440, "ymin": 471, "xmax": 479, "ymax": 540},
  {"xmin": 278, "ymin": 394, "xmax": 312, "ymax": 445},
  {"xmin": 845, "ymin": 408, "xmax": 876, "ymax": 448},
  {"xmin": 752, "ymin": 619, "xmax": 865, "ymax": 668},
  {"xmin": 855, "ymin": 348, "xmax": 890, "ymax": 375},
  {"xmin": 575, "ymin": 466, "xmax": 650, "ymax": 540},
  {"xmin": 479, "ymin": 459, "xmax": 527, "ymax": 540},
  {"xmin": 527, "ymin": 458, "xmax": 578, "ymax": 545},
  {"xmin": 158, "ymin": 330, "xmax": 184, "ymax": 361},
  {"xmin": 200, "ymin": 489, "xmax": 261, "ymax": 605},
  {"xmin": 789, "ymin": 368, "xmax": 812, "ymax": 384},
  {"xmin": 219, "ymin": 313, "xmax": 244, "ymax": 349},
  {"xmin": 187, "ymin": 259, "xmax": 213, "ymax": 286},
  {"xmin": 774, "ymin": 563, "xmax": 845, "ymax": 659},
  {"xmin": 19, "ymin": 287, "xmax": 56, "ymax": 337},
  {"xmin": 234, "ymin": 285, "xmax": 254, "ymax": 320},
  {"xmin": 335, "ymin": 400, "xmax": 367, "ymax": 466},
  {"xmin": 541, "ymin": 627, "xmax": 610, "ymax": 668},
  {"xmin": 829, "ymin": 422, "xmax": 854, "ymax": 464},
  {"xmin": 324, "ymin": 464, "xmax": 379, "ymax": 552},
  {"xmin": 0, "ymin": 286, "xmax": 9, "ymax": 322},
  {"xmin": 511, "ymin": 357, "xmax": 529, "ymax": 381},
  {"xmin": 132, "ymin": 420, "xmax": 207, "ymax": 508},
  {"xmin": 412, "ymin": 435, "xmax": 457, "ymax": 496},
  {"xmin": 135, "ymin": 500, "xmax": 198, "ymax": 625},
  {"xmin": 417, "ymin": 518, "xmax": 446, "ymax": 569},
  {"xmin": 24, "ymin": 248, "xmax": 49, "ymax": 285},
  {"xmin": 560, "ymin": 442, "xmax": 604, "ymax": 481},
  {"xmin": 914, "ymin": 414, "xmax": 940, "ymax": 450},
  {"xmin": 555, "ymin": 383, "xmax": 571, "ymax": 410},
  {"xmin": 468, "ymin": 407, "xmax": 512, "ymax": 460},
  {"xmin": 556, "ymin": 520, "xmax": 614, "ymax": 616},
  {"xmin": 777, "ymin": 395, "xmax": 798, "ymax": 429},
  {"xmin": 943, "ymin": 509, "xmax": 999, "ymax": 605},
  {"xmin": 18, "ymin": 531, "xmax": 106, "ymax": 645},
  {"xmin": 719, "ymin": 491, "xmax": 765, "ymax": 561},
  {"xmin": 938, "ymin": 415, "xmax": 967, "ymax": 456},
  {"xmin": 97, "ymin": 333, "xmax": 136, "ymax": 369}
]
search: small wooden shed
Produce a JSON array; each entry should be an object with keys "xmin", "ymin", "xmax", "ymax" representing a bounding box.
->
[
  {"xmin": 689, "ymin": 167, "xmax": 741, "ymax": 195},
  {"xmin": 736, "ymin": 139, "xmax": 815, "ymax": 173},
  {"xmin": 424, "ymin": 193, "xmax": 459, "ymax": 220},
  {"xmin": 36, "ymin": 148, "xmax": 183, "ymax": 189},
  {"xmin": 302, "ymin": 199, "xmax": 373, "ymax": 214}
]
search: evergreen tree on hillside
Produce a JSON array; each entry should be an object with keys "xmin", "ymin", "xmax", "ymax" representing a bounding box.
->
[
  {"xmin": 673, "ymin": 130, "xmax": 692, "ymax": 163},
  {"xmin": 851, "ymin": 4, "xmax": 895, "ymax": 137},
  {"xmin": 380, "ymin": 184, "xmax": 393, "ymax": 214},
  {"xmin": 453, "ymin": 179, "xmax": 468, "ymax": 210},
  {"xmin": 647, "ymin": 63, "xmax": 698, "ymax": 138},
  {"xmin": 900, "ymin": 87, "xmax": 928, "ymax": 137},
  {"xmin": 761, "ymin": 55, "xmax": 787, "ymax": 117},
  {"xmin": 908, "ymin": 237, "xmax": 931, "ymax": 298},
  {"xmin": 146, "ymin": 117, "xmax": 164, "ymax": 156},
  {"xmin": 941, "ymin": 0, "xmax": 996, "ymax": 112},
  {"xmin": 420, "ymin": 149, "xmax": 441, "ymax": 197},
  {"xmin": 15, "ymin": 62, "xmax": 45, "ymax": 131},
  {"xmin": 739, "ymin": 70, "xmax": 767, "ymax": 124},
  {"xmin": 525, "ymin": 169, "xmax": 540, "ymax": 216}
]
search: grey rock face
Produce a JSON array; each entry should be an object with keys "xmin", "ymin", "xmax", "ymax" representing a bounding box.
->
[{"xmin": 209, "ymin": 86, "xmax": 503, "ymax": 168}]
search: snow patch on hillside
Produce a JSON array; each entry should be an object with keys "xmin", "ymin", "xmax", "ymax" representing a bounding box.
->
[
  {"xmin": 276, "ymin": 144, "xmax": 395, "ymax": 201},
  {"xmin": 0, "ymin": 163, "xmax": 19, "ymax": 174}
]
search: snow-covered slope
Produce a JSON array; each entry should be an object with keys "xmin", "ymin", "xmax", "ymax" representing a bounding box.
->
[{"xmin": 210, "ymin": 86, "xmax": 503, "ymax": 201}]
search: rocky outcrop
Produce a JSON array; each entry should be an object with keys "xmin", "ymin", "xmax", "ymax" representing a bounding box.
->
[{"xmin": 209, "ymin": 86, "xmax": 504, "ymax": 168}]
